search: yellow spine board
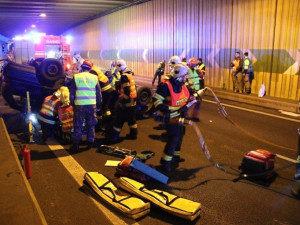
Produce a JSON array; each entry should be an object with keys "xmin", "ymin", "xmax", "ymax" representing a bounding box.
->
[
  {"xmin": 84, "ymin": 172, "xmax": 150, "ymax": 219},
  {"xmin": 118, "ymin": 177, "xmax": 201, "ymax": 221}
]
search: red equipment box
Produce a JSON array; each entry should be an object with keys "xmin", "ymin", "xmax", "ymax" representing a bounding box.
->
[{"xmin": 239, "ymin": 149, "xmax": 276, "ymax": 179}]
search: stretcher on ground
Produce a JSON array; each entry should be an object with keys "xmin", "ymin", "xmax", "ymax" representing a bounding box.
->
[
  {"xmin": 117, "ymin": 176, "xmax": 201, "ymax": 221},
  {"xmin": 84, "ymin": 172, "xmax": 150, "ymax": 219}
]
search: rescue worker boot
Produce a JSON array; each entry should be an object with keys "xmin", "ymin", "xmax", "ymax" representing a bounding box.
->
[
  {"xmin": 172, "ymin": 156, "xmax": 185, "ymax": 168},
  {"xmin": 126, "ymin": 128, "xmax": 137, "ymax": 140},
  {"xmin": 173, "ymin": 156, "xmax": 185, "ymax": 163},
  {"xmin": 159, "ymin": 158, "xmax": 172, "ymax": 173}
]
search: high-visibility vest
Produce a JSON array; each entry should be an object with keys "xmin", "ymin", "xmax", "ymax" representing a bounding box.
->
[
  {"xmin": 243, "ymin": 57, "xmax": 253, "ymax": 71},
  {"xmin": 37, "ymin": 95, "xmax": 60, "ymax": 124},
  {"xmin": 164, "ymin": 80, "xmax": 190, "ymax": 112},
  {"xmin": 91, "ymin": 66, "xmax": 112, "ymax": 92},
  {"xmin": 187, "ymin": 67, "xmax": 200, "ymax": 90},
  {"xmin": 119, "ymin": 73, "xmax": 137, "ymax": 99},
  {"xmin": 74, "ymin": 72, "xmax": 98, "ymax": 105},
  {"xmin": 58, "ymin": 105, "xmax": 73, "ymax": 132}
]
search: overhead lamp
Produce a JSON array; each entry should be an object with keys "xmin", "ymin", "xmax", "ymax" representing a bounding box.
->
[
  {"xmin": 31, "ymin": 24, "xmax": 36, "ymax": 28},
  {"xmin": 40, "ymin": 13, "xmax": 46, "ymax": 17}
]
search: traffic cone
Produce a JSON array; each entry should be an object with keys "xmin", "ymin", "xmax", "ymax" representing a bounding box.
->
[{"xmin": 20, "ymin": 144, "xmax": 32, "ymax": 179}]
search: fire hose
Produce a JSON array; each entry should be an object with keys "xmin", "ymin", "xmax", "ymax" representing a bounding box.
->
[{"xmin": 181, "ymin": 87, "xmax": 296, "ymax": 178}]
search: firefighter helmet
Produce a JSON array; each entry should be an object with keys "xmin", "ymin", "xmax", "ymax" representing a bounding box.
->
[
  {"xmin": 59, "ymin": 86, "xmax": 70, "ymax": 106},
  {"xmin": 168, "ymin": 56, "xmax": 181, "ymax": 68},
  {"xmin": 116, "ymin": 59, "xmax": 127, "ymax": 71},
  {"xmin": 188, "ymin": 57, "xmax": 197, "ymax": 67},
  {"xmin": 170, "ymin": 63, "xmax": 189, "ymax": 82},
  {"xmin": 81, "ymin": 59, "xmax": 93, "ymax": 70}
]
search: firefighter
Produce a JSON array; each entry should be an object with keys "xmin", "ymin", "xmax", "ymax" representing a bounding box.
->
[
  {"xmin": 110, "ymin": 60, "xmax": 121, "ymax": 82},
  {"xmin": 89, "ymin": 64, "xmax": 114, "ymax": 131},
  {"xmin": 57, "ymin": 86, "xmax": 73, "ymax": 143},
  {"xmin": 37, "ymin": 89, "xmax": 62, "ymax": 142},
  {"xmin": 152, "ymin": 59, "xmax": 166, "ymax": 86},
  {"xmin": 196, "ymin": 58, "xmax": 206, "ymax": 89},
  {"xmin": 69, "ymin": 59, "xmax": 101, "ymax": 151},
  {"xmin": 152, "ymin": 62, "xmax": 190, "ymax": 172},
  {"xmin": 231, "ymin": 51, "xmax": 244, "ymax": 93},
  {"xmin": 186, "ymin": 57, "xmax": 201, "ymax": 121},
  {"xmin": 242, "ymin": 52, "xmax": 253, "ymax": 94},
  {"xmin": 111, "ymin": 59, "xmax": 137, "ymax": 143},
  {"xmin": 164, "ymin": 56, "xmax": 181, "ymax": 80}
]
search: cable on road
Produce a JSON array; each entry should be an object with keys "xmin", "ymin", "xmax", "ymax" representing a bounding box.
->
[
  {"xmin": 186, "ymin": 119, "xmax": 295, "ymax": 181},
  {"xmin": 207, "ymin": 87, "xmax": 296, "ymax": 152},
  {"xmin": 180, "ymin": 87, "xmax": 297, "ymax": 181}
]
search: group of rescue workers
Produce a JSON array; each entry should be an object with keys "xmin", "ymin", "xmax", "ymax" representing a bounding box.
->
[
  {"xmin": 231, "ymin": 51, "xmax": 254, "ymax": 94},
  {"xmin": 37, "ymin": 55, "xmax": 206, "ymax": 173}
]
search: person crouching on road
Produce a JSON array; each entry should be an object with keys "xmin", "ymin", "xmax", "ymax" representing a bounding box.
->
[
  {"xmin": 69, "ymin": 59, "xmax": 102, "ymax": 151},
  {"xmin": 57, "ymin": 86, "xmax": 73, "ymax": 143},
  {"xmin": 37, "ymin": 89, "xmax": 62, "ymax": 143},
  {"xmin": 152, "ymin": 63, "xmax": 190, "ymax": 172},
  {"xmin": 111, "ymin": 59, "xmax": 138, "ymax": 143}
]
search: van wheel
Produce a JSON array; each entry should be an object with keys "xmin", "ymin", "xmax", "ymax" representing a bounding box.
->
[{"xmin": 38, "ymin": 58, "xmax": 64, "ymax": 82}]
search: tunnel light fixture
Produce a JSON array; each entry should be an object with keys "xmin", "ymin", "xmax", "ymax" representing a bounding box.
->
[{"xmin": 40, "ymin": 13, "xmax": 47, "ymax": 17}]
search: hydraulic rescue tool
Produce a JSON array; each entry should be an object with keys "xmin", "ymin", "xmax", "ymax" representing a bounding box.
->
[{"xmin": 98, "ymin": 145, "xmax": 155, "ymax": 162}]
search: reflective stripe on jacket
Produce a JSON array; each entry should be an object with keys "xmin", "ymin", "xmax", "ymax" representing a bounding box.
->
[
  {"xmin": 91, "ymin": 66, "xmax": 112, "ymax": 92},
  {"xmin": 74, "ymin": 72, "xmax": 99, "ymax": 105},
  {"xmin": 164, "ymin": 80, "xmax": 190, "ymax": 112},
  {"xmin": 119, "ymin": 73, "xmax": 137, "ymax": 99},
  {"xmin": 243, "ymin": 57, "xmax": 253, "ymax": 71},
  {"xmin": 187, "ymin": 68, "xmax": 200, "ymax": 90},
  {"xmin": 38, "ymin": 95, "xmax": 61, "ymax": 124},
  {"xmin": 58, "ymin": 105, "xmax": 74, "ymax": 132}
]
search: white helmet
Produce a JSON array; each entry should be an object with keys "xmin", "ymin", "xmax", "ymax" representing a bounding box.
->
[
  {"xmin": 170, "ymin": 63, "xmax": 189, "ymax": 82},
  {"xmin": 116, "ymin": 59, "xmax": 127, "ymax": 72},
  {"xmin": 169, "ymin": 56, "xmax": 181, "ymax": 68}
]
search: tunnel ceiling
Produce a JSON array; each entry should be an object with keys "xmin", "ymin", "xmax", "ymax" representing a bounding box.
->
[{"xmin": 0, "ymin": 0, "xmax": 148, "ymax": 39}]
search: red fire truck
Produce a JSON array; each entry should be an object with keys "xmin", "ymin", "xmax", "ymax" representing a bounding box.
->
[{"xmin": 13, "ymin": 34, "xmax": 71, "ymax": 71}]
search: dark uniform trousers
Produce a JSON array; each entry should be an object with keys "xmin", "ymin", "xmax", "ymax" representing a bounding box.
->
[
  {"xmin": 162, "ymin": 121, "xmax": 185, "ymax": 163},
  {"xmin": 72, "ymin": 105, "xmax": 98, "ymax": 144},
  {"xmin": 114, "ymin": 104, "xmax": 137, "ymax": 135}
]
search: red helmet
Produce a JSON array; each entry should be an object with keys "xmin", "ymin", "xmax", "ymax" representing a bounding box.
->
[
  {"xmin": 81, "ymin": 59, "xmax": 93, "ymax": 70},
  {"xmin": 188, "ymin": 57, "xmax": 197, "ymax": 67}
]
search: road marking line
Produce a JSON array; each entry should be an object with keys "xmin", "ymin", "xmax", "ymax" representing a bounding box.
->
[
  {"xmin": 1, "ymin": 118, "xmax": 48, "ymax": 225},
  {"xmin": 278, "ymin": 110, "xmax": 300, "ymax": 117},
  {"xmin": 203, "ymin": 99, "xmax": 300, "ymax": 123},
  {"xmin": 46, "ymin": 138, "xmax": 139, "ymax": 225},
  {"xmin": 276, "ymin": 154, "xmax": 297, "ymax": 163}
]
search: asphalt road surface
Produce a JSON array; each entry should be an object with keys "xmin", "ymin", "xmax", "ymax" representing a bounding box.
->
[{"xmin": 4, "ymin": 94, "xmax": 300, "ymax": 225}]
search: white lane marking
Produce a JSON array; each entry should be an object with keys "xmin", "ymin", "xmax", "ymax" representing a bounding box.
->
[
  {"xmin": 276, "ymin": 154, "xmax": 297, "ymax": 163},
  {"xmin": 278, "ymin": 110, "xmax": 300, "ymax": 117},
  {"xmin": 47, "ymin": 138, "xmax": 138, "ymax": 225},
  {"xmin": 203, "ymin": 99, "xmax": 300, "ymax": 123}
]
